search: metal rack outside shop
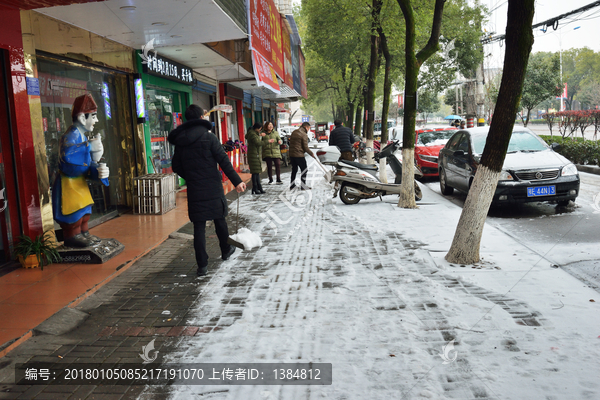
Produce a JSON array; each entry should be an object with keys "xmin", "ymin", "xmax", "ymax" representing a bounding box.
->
[{"xmin": 133, "ymin": 173, "xmax": 177, "ymax": 214}]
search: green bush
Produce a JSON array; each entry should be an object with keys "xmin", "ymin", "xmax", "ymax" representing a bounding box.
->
[{"xmin": 540, "ymin": 135, "xmax": 600, "ymax": 166}]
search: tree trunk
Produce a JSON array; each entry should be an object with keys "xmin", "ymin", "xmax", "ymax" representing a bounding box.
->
[
  {"xmin": 446, "ymin": 0, "xmax": 535, "ymax": 264},
  {"xmin": 397, "ymin": 0, "xmax": 446, "ymax": 209},
  {"xmin": 354, "ymin": 104, "xmax": 363, "ymax": 138},
  {"xmin": 364, "ymin": 0, "xmax": 382, "ymax": 165},
  {"xmin": 445, "ymin": 166, "xmax": 500, "ymax": 263},
  {"xmin": 378, "ymin": 25, "xmax": 392, "ymax": 184},
  {"xmin": 347, "ymin": 103, "xmax": 355, "ymax": 129}
]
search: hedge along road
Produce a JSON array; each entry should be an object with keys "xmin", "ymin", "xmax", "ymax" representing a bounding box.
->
[{"xmin": 519, "ymin": 122, "xmax": 600, "ymax": 141}]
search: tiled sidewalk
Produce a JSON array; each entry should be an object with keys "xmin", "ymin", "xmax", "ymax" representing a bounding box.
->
[{"xmin": 0, "ymin": 173, "xmax": 251, "ymax": 357}]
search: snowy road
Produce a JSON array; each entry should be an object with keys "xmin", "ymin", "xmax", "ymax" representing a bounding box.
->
[
  {"xmin": 425, "ymin": 171, "xmax": 600, "ymax": 291},
  {"xmin": 143, "ymin": 164, "xmax": 600, "ymax": 400}
]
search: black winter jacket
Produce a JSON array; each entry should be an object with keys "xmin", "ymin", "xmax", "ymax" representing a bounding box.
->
[
  {"xmin": 168, "ymin": 119, "xmax": 242, "ymax": 222},
  {"xmin": 329, "ymin": 125, "xmax": 355, "ymax": 152}
]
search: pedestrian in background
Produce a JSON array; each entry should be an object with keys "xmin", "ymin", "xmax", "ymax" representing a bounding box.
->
[
  {"xmin": 460, "ymin": 120, "xmax": 466, "ymax": 129},
  {"xmin": 329, "ymin": 120, "xmax": 356, "ymax": 161},
  {"xmin": 289, "ymin": 122, "xmax": 316, "ymax": 190},
  {"xmin": 261, "ymin": 121, "xmax": 283, "ymax": 184},
  {"xmin": 246, "ymin": 122, "xmax": 266, "ymax": 195},
  {"xmin": 168, "ymin": 104, "xmax": 246, "ymax": 277}
]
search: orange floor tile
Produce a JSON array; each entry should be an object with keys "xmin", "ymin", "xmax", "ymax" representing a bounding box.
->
[{"xmin": 0, "ymin": 175, "xmax": 251, "ymax": 352}]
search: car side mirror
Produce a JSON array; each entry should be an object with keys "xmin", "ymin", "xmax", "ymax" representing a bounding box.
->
[
  {"xmin": 453, "ymin": 150, "xmax": 465, "ymax": 157},
  {"xmin": 551, "ymin": 142, "xmax": 561, "ymax": 152}
]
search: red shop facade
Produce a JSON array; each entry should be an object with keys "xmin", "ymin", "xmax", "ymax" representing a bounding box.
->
[{"xmin": 0, "ymin": 5, "xmax": 45, "ymax": 266}]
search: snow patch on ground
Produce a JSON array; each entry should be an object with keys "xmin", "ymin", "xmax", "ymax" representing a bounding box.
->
[{"xmin": 230, "ymin": 227, "xmax": 262, "ymax": 250}]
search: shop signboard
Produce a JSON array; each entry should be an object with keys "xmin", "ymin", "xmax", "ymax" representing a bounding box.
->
[
  {"xmin": 291, "ymin": 43, "xmax": 300, "ymax": 94},
  {"xmin": 282, "ymin": 23, "xmax": 293, "ymax": 87},
  {"xmin": 26, "ymin": 77, "xmax": 40, "ymax": 96},
  {"xmin": 247, "ymin": 0, "xmax": 284, "ymax": 80},
  {"xmin": 252, "ymin": 51, "xmax": 280, "ymax": 94},
  {"xmin": 299, "ymin": 49, "xmax": 307, "ymax": 99},
  {"xmin": 271, "ymin": 11, "xmax": 284, "ymax": 80},
  {"xmin": 144, "ymin": 53, "xmax": 193, "ymax": 85}
]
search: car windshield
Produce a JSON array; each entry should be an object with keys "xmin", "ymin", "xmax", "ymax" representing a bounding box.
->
[
  {"xmin": 471, "ymin": 130, "xmax": 548, "ymax": 154},
  {"xmin": 416, "ymin": 130, "xmax": 456, "ymax": 146}
]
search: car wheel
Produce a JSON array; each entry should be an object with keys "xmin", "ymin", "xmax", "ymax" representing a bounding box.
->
[
  {"xmin": 414, "ymin": 180, "xmax": 423, "ymax": 201},
  {"xmin": 439, "ymin": 168, "xmax": 454, "ymax": 195},
  {"xmin": 340, "ymin": 183, "xmax": 361, "ymax": 205}
]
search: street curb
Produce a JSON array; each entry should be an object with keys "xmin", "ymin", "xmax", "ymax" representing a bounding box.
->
[{"xmin": 576, "ymin": 164, "xmax": 600, "ymax": 176}]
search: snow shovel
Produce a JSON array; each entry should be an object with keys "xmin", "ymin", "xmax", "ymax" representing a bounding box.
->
[
  {"xmin": 314, "ymin": 157, "xmax": 333, "ymax": 182},
  {"xmin": 227, "ymin": 192, "xmax": 245, "ymax": 250}
]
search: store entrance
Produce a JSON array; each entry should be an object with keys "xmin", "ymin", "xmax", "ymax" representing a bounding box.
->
[
  {"xmin": 0, "ymin": 51, "xmax": 20, "ymax": 265},
  {"xmin": 146, "ymin": 87, "xmax": 184, "ymax": 174}
]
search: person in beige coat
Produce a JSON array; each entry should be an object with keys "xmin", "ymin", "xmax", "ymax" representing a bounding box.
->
[{"xmin": 289, "ymin": 122, "xmax": 316, "ymax": 190}]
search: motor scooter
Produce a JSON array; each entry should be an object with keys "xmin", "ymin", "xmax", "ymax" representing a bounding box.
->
[
  {"xmin": 317, "ymin": 140, "xmax": 423, "ymax": 205},
  {"xmin": 280, "ymin": 136, "xmax": 290, "ymax": 167}
]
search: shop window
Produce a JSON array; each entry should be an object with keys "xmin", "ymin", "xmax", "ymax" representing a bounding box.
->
[
  {"xmin": 145, "ymin": 87, "xmax": 184, "ymax": 174},
  {"xmin": 38, "ymin": 56, "xmax": 133, "ymax": 226}
]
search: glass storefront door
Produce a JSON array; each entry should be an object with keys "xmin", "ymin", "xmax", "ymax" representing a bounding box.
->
[
  {"xmin": 145, "ymin": 87, "xmax": 184, "ymax": 174},
  {"xmin": 37, "ymin": 56, "xmax": 134, "ymax": 226}
]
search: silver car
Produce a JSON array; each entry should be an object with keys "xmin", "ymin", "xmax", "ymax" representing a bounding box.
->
[{"xmin": 438, "ymin": 127, "xmax": 580, "ymax": 206}]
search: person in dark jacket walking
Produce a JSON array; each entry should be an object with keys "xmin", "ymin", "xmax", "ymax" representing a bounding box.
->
[
  {"xmin": 289, "ymin": 122, "xmax": 316, "ymax": 190},
  {"xmin": 329, "ymin": 120, "xmax": 356, "ymax": 161},
  {"xmin": 246, "ymin": 122, "xmax": 266, "ymax": 194},
  {"xmin": 168, "ymin": 105, "xmax": 246, "ymax": 277}
]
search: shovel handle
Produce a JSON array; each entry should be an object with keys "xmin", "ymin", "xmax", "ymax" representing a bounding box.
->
[{"xmin": 236, "ymin": 191, "xmax": 239, "ymax": 234}]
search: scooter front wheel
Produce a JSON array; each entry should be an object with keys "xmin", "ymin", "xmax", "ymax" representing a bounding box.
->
[
  {"xmin": 340, "ymin": 183, "xmax": 361, "ymax": 205},
  {"xmin": 414, "ymin": 180, "xmax": 423, "ymax": 201}
]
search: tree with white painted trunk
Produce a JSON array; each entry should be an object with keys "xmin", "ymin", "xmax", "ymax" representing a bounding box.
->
[
  {"xmin": 396, "ymin": 0, "xmax": 446, "ymax": 209},
  {"xmin": 446, "ymin": 0, "xmax": 535, "ymax": 264}
]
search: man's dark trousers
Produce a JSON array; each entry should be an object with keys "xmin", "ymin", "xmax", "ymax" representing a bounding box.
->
[
  {"xmin": 193, "ymin": 218, "xmax": 229, "ymax": 271},
  {"xmin": 290, "ymin": 156, "xmax": 308, "ymax": 189}
]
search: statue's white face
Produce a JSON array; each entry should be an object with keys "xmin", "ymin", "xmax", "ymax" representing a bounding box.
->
[{"xmin": 77, "ymin": 112, "xmax": 98, "ymax": 132}]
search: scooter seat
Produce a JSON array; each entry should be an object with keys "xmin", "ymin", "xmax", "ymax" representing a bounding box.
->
[{"xmin": 340, "ymin": 160, "xmax": 378, "ymax": 171}]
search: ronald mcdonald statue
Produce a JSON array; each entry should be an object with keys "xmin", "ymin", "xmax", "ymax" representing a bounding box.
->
[{"xmin": 52, "ymin": 93, "xmax": 110, "ymax": 248}]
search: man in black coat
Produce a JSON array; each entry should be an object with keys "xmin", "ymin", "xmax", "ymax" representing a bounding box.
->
[
  {"xmin": 329, "ymin": 120, "xmax": 356, "ymax": 161},
  {"xmin": 168, "ymin": 105, "xmax": 246, "ymax": 277}
]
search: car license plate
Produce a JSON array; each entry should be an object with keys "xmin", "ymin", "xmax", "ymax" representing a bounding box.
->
[{"xmin": 527, "ymin": 185, "xmax": 556, "ymax": 197}]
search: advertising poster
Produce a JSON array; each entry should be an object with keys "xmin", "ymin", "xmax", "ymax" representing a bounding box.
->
[
  {"xmin": 299, "ymin": 49, "xmax": 307, "ymax": 99},
  {"xmin": 282, "ymin": 23, "xmax": 293, "ymax": 87},
  {"xmin": 291, "ymin": 43, "xmax": 301, "ymax": 94},
  {"xmin": 252, "ymin": 52, "xmax": 280, "ymax": 94},
  {"xmin": 270, "ymin": 10, "xmax": 284, "ymax": 80},
  {"xmin": 248, "ymin": 0, "xmax": 284, "ymax": 80}
]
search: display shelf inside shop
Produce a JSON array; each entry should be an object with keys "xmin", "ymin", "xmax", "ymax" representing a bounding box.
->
[{"xmin": 133, "ymin": 173, "xmax": 177, "ymax": 215}]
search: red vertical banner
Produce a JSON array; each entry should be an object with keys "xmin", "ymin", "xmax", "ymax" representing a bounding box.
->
[
  {"xmin": 299, "ymin": 49, "xmax": 307, "ymax": 99},
  {"xmin": 282, "ymin": 22, "xmax": 293, "ymax": 86},
  {"xmin": 248, "ymin": 0, "xmax": 272, "ymax": 61},
  {"xmin": 248, "ymin": 0, "xmax": 284, "ymax": 79},
  {"xmin": 271, "ymin": 11, "xmax": 284, "ymax": 80}
]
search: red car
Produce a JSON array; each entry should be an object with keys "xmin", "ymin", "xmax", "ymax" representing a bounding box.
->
[{"xmin": 414, "ymin": 127, "xmax": 457, "ymax": 177}]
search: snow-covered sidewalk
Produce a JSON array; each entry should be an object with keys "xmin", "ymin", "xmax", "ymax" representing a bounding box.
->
[{"xmin": 149, "ymin": 162, "xmax": 600, "ymax": 400}]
